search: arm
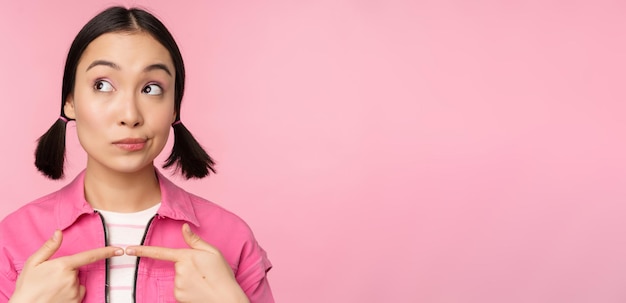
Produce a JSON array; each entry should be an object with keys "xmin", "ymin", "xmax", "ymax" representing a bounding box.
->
[{"xmin": 235, "ymin": 239, "xmax": 274, "ymax": 303}]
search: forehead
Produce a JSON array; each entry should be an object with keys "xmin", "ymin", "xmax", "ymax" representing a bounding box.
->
[{"xmin": 78, "ymin": 31, "xmax": 174, "ymax": 71}]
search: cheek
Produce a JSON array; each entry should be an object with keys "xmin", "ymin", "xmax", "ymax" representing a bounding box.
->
[
  {"xmin": 74, "ymin": 118, "xmax": 104, "ymax": 149},
  {"xmin": 74, "ymin": 104, "xmax": 109, "ymax": 131},
  {"xmin": 154, "ymin": 113, "xmax": 175, "ymax": 139},
  {"xmin": 72, "ymin": 88, "xmax": 100, "ymax": 119},
  {"xmin": 144, "ymin": 103, "xmax": 176, "ymax": 136},
  {"xmin": 150, "ymin": 98, "xmax": 176, "ymax": 127},
  {"xmin": 71, "ymin": 97, "xmax": 110, "ymax": 142}
]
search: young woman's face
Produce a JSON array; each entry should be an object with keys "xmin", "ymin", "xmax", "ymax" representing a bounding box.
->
[{"xmin": 64, "ymin": 31, "xmax": 176, "ymax": 175}]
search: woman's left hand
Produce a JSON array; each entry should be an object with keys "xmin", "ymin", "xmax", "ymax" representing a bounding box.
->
[{"xmin": 126, "ymin": 224, "xmax": 249, "ymax": 303}]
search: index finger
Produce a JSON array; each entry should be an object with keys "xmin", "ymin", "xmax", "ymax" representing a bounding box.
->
[
  {"xmin": 57, "ymin": 246, "xmax": 124, "ymax": 269},
  {"xmin": 26, "ymin": 230, "xmax": 63, "ymax": 267},
  {"xmin": 125, "ymin": 246, "xmax": 182, "ymax": 262}
]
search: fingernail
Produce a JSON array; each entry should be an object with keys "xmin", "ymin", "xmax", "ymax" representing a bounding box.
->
[
  {"xmin": 183, "ymin": 223, "xmax": 191, "ymax": 234},
  {"xmin": 114, "ymin": 249, "xmax": 124, "ymax": 256},
  {"xmin": 125, "ymin": 248, "xmax": 135, "ymax": 256},
  {"xmin": 52, "ymin": 230, "xmax": 60, "ymax": 241}
]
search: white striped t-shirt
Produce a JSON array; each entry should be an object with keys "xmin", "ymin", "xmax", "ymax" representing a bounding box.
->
[{"xmin": 95, "ymin": 203, "xmax": 160, "ymax": 303}]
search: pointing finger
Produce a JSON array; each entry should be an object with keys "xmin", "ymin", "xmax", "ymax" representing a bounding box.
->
[
  {"xmin": 57, "ymin": 246, "xmax": 124, "ymax": 269},
  {"xmin": 79, "ymin": 285, "xmax": 86, "ymax": 301},
  {"xmin": 26, "ymin": 230, "xmax": 63, "ymax": 266},
  {"xmin": 125, "ymin": 245, "xmax": 181, "ymax": 262},
  {"xmin": 182, "ymin": 223, "xmax": 218, "ymax": 253}
]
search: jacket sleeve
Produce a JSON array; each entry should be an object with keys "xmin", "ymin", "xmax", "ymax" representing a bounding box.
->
[
  {"xmin": 244, "ymin": 275, "xmax": 273, "ymax": 303},
  {"xmin": 0, "ymin": 223, "xmax": 18, "ymax": 302},
  {"xmin": 235, "ymin": 237, "xmax": 274, "ymax": 303},
  {"xmin": 0, "ymin": 261, "xmax": 16, "ymax": 303}
]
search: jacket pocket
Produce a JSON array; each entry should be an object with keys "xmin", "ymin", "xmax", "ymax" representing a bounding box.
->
[{"xmin": 156, "ymin": 275, "xmax": 177, "ymax": 303}]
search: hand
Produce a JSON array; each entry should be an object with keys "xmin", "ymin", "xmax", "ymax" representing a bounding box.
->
[
  {"xmin": 9, "ymin": 230, "xmax": 123, "ymax": 303},
  {"xmin": 126, "ymin": 224, "xmax": 249, "ymax": 303}
]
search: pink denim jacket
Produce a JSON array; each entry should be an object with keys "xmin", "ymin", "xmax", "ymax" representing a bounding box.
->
[{"xmin": 0, "ymin": 169, "xmax": 274, "ymax": 302}]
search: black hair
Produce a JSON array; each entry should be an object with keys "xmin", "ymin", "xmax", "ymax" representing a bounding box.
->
[{"xmin": 34, "ymin": 6, "xmax": 215, "ymax": 179}]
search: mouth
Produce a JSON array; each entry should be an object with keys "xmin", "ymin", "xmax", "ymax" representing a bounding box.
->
[{"xmin": 112, "ymin": 138, "xmax": 147, "ymax": 151}]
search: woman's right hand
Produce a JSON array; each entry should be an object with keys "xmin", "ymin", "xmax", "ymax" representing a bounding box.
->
[{"xmin": 9, "ymin": 230, "xmax": 123, "ymax": 303}]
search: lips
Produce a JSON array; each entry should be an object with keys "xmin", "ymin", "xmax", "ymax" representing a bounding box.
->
[{"xmin": 113, "ymin": 138, "xmax": 147, "ymax": 151}]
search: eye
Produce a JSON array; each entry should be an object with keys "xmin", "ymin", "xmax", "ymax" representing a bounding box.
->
[
  {"xmin": 142, "ymin": 83, "xmax": 163, "ymax": 95},
  {"xmin": 94, "ymin": 80, "xmax": 114, "ymax": 92}
]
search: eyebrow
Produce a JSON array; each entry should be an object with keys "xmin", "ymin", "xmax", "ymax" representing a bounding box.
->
[
  {"xmin": 86, "ymin": 60, "xmax": 120, "ymax": 71},
  {"xmin": 144, "ymin": 63, "xmax": 172, "ymax": 76},
  {"xmin": 86, "ymin": 60, "xmax": 172, "ymax": 76}
]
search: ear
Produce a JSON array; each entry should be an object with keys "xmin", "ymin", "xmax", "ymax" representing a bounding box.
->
[
  {"xmin": 63, "ymin": 95, "xmax": 76, "ymax": 119},
  {"xmin": 171, "ymin": 110, "xmax": 177, "ymax": 124}
]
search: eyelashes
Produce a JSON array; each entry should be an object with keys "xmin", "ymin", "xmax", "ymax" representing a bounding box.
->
[
  {"xmin": 142, "ymin": 83, "xmax": 163, "ymax": 95},
  {"xmin": 94, "ymin": 80, "xmax": 114, "ymax": 92},
  {"xmin": 93, "ymin": 79, "xmax": 164, "ymax": 96}
]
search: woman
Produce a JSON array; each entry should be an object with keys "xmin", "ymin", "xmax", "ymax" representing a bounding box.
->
[{"xmin": 0, "ymin": 6, "xmax": 273, "ymax": 303}]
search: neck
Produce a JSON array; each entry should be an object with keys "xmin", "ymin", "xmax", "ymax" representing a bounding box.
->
[{"xmin": 84, "ymin": 162, "xmax": 162, "ymax": 213}]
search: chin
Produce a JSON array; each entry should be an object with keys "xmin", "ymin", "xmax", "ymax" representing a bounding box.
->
[
  {"xmin": 87, "ymin": 152, "xmax": 159, "ymax": 176},
  {"xmin": 98, "ymin": 161, "xmax": 156, "ymax": 175},
  {"xmin": 117, "ymin": 164, "xmax": 155, "ymax": 174}
]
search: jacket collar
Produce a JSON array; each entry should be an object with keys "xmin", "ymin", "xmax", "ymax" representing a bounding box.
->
[{"xmin": 56, "ymin": 168, "xmax": 200, "ymax": 230}]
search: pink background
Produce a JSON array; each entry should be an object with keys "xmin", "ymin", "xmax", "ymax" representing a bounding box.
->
[{"xmin": 1, "ymin": 0, "xmax": 625, "ymax": 302}]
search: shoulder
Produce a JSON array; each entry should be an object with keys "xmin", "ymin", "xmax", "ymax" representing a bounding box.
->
[
  {"xmin": 1, "ymin": 171, "xmax": 89, "ymax": 232},
  {"xmin": 0, "ymin": 190, "xmax": 63, "ymax": 269},
  {"xmin": 0, "ymin": 190, "xmax": 60, "ymax": 230},
  {"xmin": 157, "ymin": 172, "xmax": 255, "ymax": 237},
  {"xmin": 156, "ymin": 171, "xmax": 267, "ymax": 249},
  {"xmin": 188, "ymin": 192, "xmax": 253, "ymax": 232}
]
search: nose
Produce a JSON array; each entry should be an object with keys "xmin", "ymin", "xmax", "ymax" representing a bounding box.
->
[{"xmin": 118, "ymin": 92, "xmax": 144, "ymax": 127}]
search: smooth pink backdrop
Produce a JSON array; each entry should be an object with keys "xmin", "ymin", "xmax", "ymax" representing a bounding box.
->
[{"xmin": 1, "ymin": 0, "xmax": 625, "ymax": 302}]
